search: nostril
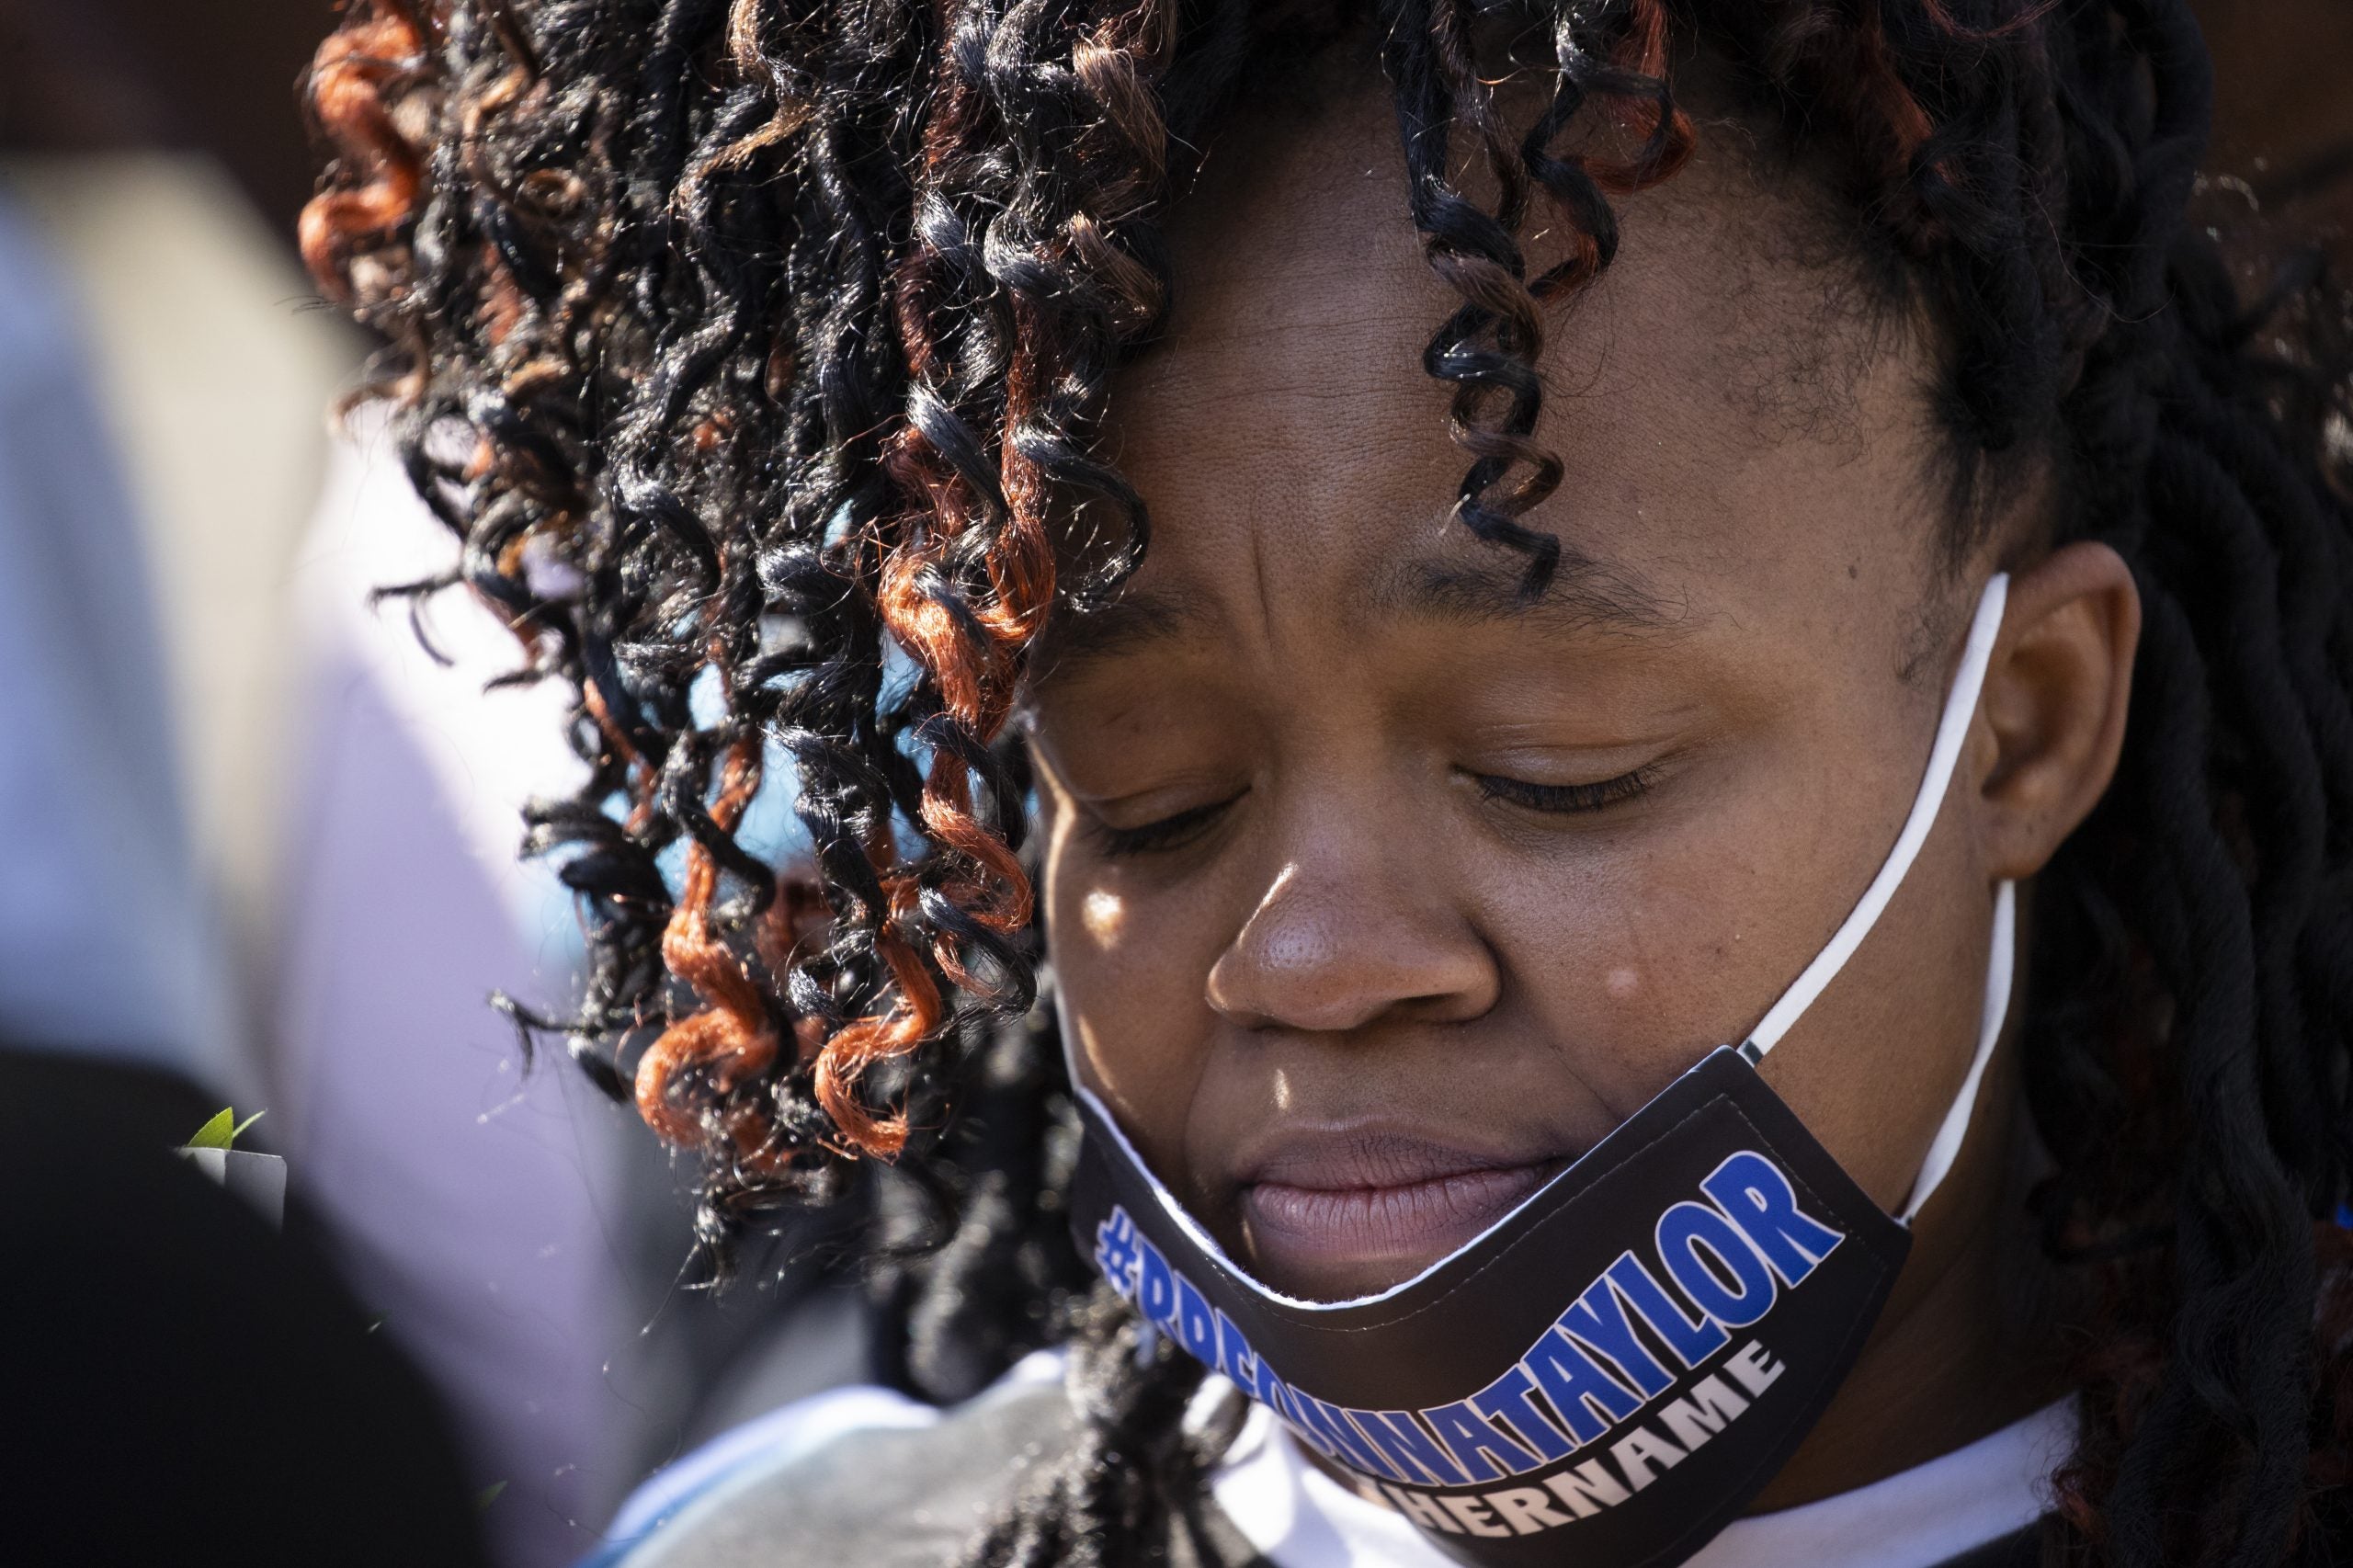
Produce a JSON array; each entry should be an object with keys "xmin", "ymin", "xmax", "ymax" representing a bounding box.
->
[
  {"xmin": 1206, "ymin": 934, "xmax": 1372, "ymax": 1033},
  {"xmin": 1205, "ymin": 885, "xmax": 1499, "ymax": 1035}
]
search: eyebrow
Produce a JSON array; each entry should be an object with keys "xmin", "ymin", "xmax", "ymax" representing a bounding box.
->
[
  {"xmin": 1031, "ymin": 585, "xmax": 1215, "ymax": 674},
  {"xmin": 1031, "ymin": 538, "xmax": 1686, "ymax": 676},
  {"xmin": 1361, "ymin": 548, "xmax": 1687, "ymax": 641}
]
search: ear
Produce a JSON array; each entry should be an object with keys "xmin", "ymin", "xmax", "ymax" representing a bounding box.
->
[{"xmin": 1975, "ymin": 541, "xmax": 2141, "ymax": 881}]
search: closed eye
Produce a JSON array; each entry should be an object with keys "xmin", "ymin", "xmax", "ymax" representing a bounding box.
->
[
  {"xmin": 1472, "ymin": 766, "xmax": 1656, "ymax": 815},
  {"xmin": 1095, "ymin": 793, "xmax": 1244, "ymax": 858}
]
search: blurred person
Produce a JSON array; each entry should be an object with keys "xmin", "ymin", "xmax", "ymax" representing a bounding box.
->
[
  {"xmin": 0, "ymin": 0, "xmax": 362, "ymax": 984},
  {"xmin": 301, "ymin": 6, "xmax": 2353, "ymax": 1568},
  {"xmin": 0, "ymin": 184, "xmax": 490, "ymax": 1568},
  {"xmin": 0, "ymin": 185, "xmax": 246, "ymax": 1119}
]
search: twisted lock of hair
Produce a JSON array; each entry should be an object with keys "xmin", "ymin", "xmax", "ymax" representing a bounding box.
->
[
  {"xmin": 301, "ymin": 0, "xmax": 2353, "ymax": 1562},
  {"xmin": 837, "ymin": 0, "xmax": 1183, "ymax": 1153},
  {"xmin": 1386, "ymin": 0, "xmax": 1692, "ymax": 596}
]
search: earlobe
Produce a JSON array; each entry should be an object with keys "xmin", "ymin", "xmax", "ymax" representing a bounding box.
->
[{"xmin": 1975, "ymin": 541, "xmax": 2141, "ymax": 881}]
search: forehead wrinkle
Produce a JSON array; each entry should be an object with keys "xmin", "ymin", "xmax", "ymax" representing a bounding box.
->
[{"xmin": 1354, "ymin": 541, "xmax": 1691, "ymax": 642}]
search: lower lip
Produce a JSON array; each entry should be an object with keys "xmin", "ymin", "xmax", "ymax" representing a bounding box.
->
[{"xmin": 1243, "ymin": 1163, "xmax": 1562, "ymax": 1283}]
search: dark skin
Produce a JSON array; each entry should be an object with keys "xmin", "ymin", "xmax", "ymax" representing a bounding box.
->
[{"xmin": 1023, "ymin": 83, "xmax": 2141, "ymax": 1511}]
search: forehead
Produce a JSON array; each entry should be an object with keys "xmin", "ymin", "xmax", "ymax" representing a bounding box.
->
[{"xmin": 1069, "ymin": 78, "xmax": 1942, "ymax": 662}]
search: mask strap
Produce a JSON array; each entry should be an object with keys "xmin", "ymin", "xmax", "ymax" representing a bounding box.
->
[
  {"xmin": 1741, "ymin": 574, "xmax": 2010, "ymax": 1061},
  {"xmin": 1900, "ymin": 879, "xmax": 2014, "ymax": 1221},
  {"xmin": 1735, "ymin": 574, "xmax": 2015, "ymax": 1228}
]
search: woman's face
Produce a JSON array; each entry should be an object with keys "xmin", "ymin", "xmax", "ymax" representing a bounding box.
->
[{"xmin": 1024, "ymin": 85, "xmax": 2133, "ymax": 1310}]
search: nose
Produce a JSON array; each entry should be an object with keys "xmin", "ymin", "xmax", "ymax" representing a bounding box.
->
[{"xmin": 1205, "ymin": 832, "xmax": 1500, "ymax": 1035}]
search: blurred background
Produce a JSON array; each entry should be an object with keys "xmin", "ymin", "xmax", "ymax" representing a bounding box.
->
[
  {"xmin": 0, "ymin": 3, "xmax": 868, "ymax": 1564},
  {"xmin": 0, "ymin": 2, "xmax": 2341, "ymax": 1565}
]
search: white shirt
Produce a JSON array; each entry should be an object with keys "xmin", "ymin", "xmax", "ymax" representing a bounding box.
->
[
  {"xmin": 1212, "ymin": 1391, "xmax": 2075, "ymax": 1568},
  {"xmin": 601, "ymin": 1358, "xmax": 2075, "ymax": 1568}
]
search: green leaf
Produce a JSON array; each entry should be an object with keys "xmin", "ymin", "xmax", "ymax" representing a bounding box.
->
[
  {"xmin": 185, "ymin": 1108, "xmax": 236, "ymax": 1150},
  {"xmin": 474, "ymin": 1482, "xmax": 507, "ymax": 1513},
  {"xmin": 184, "ymin": 1108, "xmax": 267, "ymax": 1151}
]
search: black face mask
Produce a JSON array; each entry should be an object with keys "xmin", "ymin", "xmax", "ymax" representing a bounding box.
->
[{"xmin": 1066, "ymin": 576, "xmax": 2017, "ymax": 1568}]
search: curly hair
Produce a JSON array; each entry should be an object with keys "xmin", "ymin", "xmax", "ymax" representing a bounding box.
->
[{"xmin": 302, "ymin": 1, "xmax": 2353, "ymax": 1563}]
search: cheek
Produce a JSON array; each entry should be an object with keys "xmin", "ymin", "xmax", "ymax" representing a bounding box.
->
[
  {"xmin": 1471, "ymin": 717, "xmax": 1919, "ymax": 1117},
  {"xmin": 1474, "ymin": 846, "xmax": 1771, "ymax": 1119},
  {"xmin": 1475, "ymin": 728, "xmax": 2001, "ymax": 1215},
  {"xmin": 1748, "ymin": 817, "xmax": 2002, "ymax": 1213},
  {"xmin": 1041, "ymin": 812, "xmax": 1229, "ymax": 1180}
]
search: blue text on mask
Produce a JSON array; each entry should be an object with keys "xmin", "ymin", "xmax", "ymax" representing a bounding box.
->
[{"xmin": 1090, "ymin": 1148, "xmax": 1845, "ymax": 1490}]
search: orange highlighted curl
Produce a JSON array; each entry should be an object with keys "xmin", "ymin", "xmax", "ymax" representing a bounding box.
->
[{"xmin": 301, "ymin": 0, "xmax": 434, "ymax": 303}]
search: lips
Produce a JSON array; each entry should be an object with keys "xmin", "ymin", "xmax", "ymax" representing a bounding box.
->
[{"xmin": 1236, "ymin": 1130, "xmax": 1567, "ymax": 1295}]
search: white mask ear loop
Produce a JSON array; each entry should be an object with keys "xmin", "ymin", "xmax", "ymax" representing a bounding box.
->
[
  {"xmin": 1900, "ymin": 880, "xmax": 2014, "ymax": 1221},
  {"xmin": 1733, "ymin": 574, "xmax": 2016, "ymax": 1226}
]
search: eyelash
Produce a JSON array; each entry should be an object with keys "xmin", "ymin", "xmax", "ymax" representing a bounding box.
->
[
  {"xmin": 1095, "ymin": 796, "xmax": 1240, "ymax": 858},
  {"xmin": 1473, "ymin": 766, "xmax": 1657, "ymax": 815},
  {"xmin": 1093, "ymin": 764, "xmax": 1654, "ymax": 858}
]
